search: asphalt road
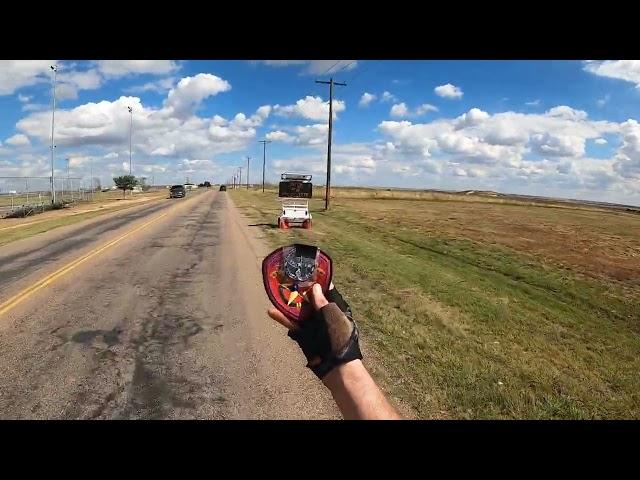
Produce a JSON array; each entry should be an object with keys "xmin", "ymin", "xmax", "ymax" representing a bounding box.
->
[{"xmin": 0, "ymin": 190, "xmax": 339, "ymax": 419}]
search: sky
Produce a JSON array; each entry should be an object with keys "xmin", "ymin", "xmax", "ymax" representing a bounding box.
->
[{"xmin": 0, "ymin": 59, "xmax": 639, "ymax": 205}]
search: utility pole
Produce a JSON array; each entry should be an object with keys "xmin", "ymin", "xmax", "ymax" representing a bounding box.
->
[
  {"xmin": 246, "ymin": 156, "xmax": 251, "ymax": 190},
  {"xmin": 315, "ymin": 77, "xmax": 346, "ymax": 210},
  {"xmin": 259, "ymin": 140, "xmax": 271, "ymax": 193},
  {"xmin": 238, "ymin": 166, "xmax": 243, "ymax": 189},
  {"xmin": 50, "ymin": 65, "xmax": 57, "ymax": 205},
  {"xmin": 127, "ymin": 106, "xmax": 133, "ymax": 175}
]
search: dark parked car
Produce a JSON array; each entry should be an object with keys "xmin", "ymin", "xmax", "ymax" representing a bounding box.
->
[
  {"xmin": 170, "ymin": 184, "xmax": 186, "ymax": 198},
  {"xmin": 219, "ymin": 185, "xmax": 227, "ymax": 191}
]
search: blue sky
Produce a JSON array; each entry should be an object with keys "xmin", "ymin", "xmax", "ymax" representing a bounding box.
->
[{"xmin": 1, "ymin": 60, "xmax": 639, "ymax": 204}]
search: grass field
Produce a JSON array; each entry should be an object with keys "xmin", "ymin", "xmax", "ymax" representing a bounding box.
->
[
  {"xmin": 230, "ymin": 187, "xmax": 640, "ymax": 419},
  {"xmin": 0, "ymin": 189, "xmax": 171, "ymax": 247}
]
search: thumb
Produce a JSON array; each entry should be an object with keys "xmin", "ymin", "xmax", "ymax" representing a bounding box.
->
[{"xmin": 310, "ymin": 283, "xmax": 329, "ymax": 311}]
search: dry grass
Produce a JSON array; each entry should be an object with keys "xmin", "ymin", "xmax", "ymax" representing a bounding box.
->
[{"xmin": 231, "ymin": 186, "xmax": 640, "ymax": 419}]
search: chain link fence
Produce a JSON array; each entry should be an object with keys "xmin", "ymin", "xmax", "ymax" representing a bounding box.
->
[{"xmin": 0, "ymin": 176, "xmax": 93, "ymax": 218}]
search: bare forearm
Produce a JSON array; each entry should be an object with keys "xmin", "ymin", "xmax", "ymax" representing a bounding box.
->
[{"xmin": 323, "ymin": 360, "xmax": 401, "ymax": 420}]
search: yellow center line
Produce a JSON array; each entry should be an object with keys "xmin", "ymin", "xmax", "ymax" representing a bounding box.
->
[{"xmin": 0, "ymin": 211, "xmax": 169, "ymax": 316}]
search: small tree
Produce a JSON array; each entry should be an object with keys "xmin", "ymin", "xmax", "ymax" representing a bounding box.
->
[{"xmin": 113, "ymin": 175, "xmax": 138, "ymax": 198}]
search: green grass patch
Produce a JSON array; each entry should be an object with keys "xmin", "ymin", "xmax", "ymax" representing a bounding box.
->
[{"xmin": 231, "ymin": 188, "xmax": 640, "ymax": 419}]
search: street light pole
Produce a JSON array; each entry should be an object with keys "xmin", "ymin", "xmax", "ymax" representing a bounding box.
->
[
  {"xmin": 246, "ymin": 156, "xmax": 250, "ymax": 190},
  {"xmin": 90, "ymin": 156, "xmax": 94, "ymax": 201},
  {"xmin": 50, "ymin": 65, "xmax": 57, "ymax": 205},
  {"xmin": 127, "ymin": 106, "xmax": 133, "ymax": 175},
  {"xmin": 66, "ymin": 158, "xmax": 70, "ymax": 201}
]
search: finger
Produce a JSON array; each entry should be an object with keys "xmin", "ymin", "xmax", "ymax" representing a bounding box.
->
[
  {"xmin": 310, "ymin": 283, "xmax": 329, "ymax": 311},
  {"xmin": 308, "ymin": 356, "xmax": 322, "ymax": 367},
  {"xmin": 268, "ymin": 308, "xmax": 297, "ymax": 330}
]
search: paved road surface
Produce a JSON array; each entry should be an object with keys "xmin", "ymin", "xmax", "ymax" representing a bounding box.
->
[{"xmin": 0, "ymin": 190, "xmax": 339, "ymax": 419}]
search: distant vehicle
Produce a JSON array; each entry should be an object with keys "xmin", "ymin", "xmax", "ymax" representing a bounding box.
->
[
  {"xmin": 219, "ymin": 185, "xmax": 227, "ymax": 192},
  {"xmin": 170, "ymin": 185, "xmax": 186, "ymax": 198},
  {"xmin": 184, "ymin": 183, "xmax": 198, "ymax": 190}
]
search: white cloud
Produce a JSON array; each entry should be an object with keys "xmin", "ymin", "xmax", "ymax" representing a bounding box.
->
[
  {"xmin": 273, "ymin": 150, "xmax": 376, "ymax": 177},
  {"xmin": 359, "ymin": 92, "xmax": 376, "ymax": 108},
  {"xmin": 597, "ymin": 93, "xmax": 611, "ymax": 108},
  {"xmin": 390, "ymin": 103, "xmax": 409, "ymax": 118},
  {"xmin": 583, "ymin": 60, "xmax": 640, "ymax": 89},
  {"xmin": 18, "ymin": 94, "xmax": 32, "ymax": 103},
  {"xmin": 455, "ymin": 108, "xmax": 489, "ymax": 129},
  {"xmin": 546, "ymin": 105, "xmax": 588, "ymax": 121},
  {"xmin": 56, "ymin": 83, "xmax": 80, "ymax": 101},
  {"xmin": 96, "ymin": 60, "xmax": 179, "ymax": 78},
  {"xmin": 21, "ymin": 103, "xmax": 47, "ymax": 112},
  {"xmin": 60, "ymin": 69, "xmax": 102, "ymax": 90},
  {"xmin": 266, "ymin": 130, "xmax": 294, "ymax": 142},
  {"xmin": 613, "ymin": 119, "xmax": 640, "ymax": 178},
  {"xmin": 0, "ymin": 60, "xmax": 54, "ymax": 95},
  {"xmin": 415, "ymin": 103, "xmax": 439, "ymax": 115},
  {"xmin": 376, "ymin": 105, "xmax": 620, "ymax": 175},
  {"xmin": 530, "ymin": 132, "xmax": 585, "ymax": 157},
  {"xmin": 526, "ymin": 99, "xmax": 541, "ymax": 106},
  {"xmin": 5, "ymin": 133, "xmax": 30, "ymax": 147},
  {"xmin": 390, "ymin": 102, "xmax": 439, "ymax": 118},
  {"xmin": 16, "ymin": 90, "xmax": 267, "ymax": 161},
  {"xmin": 594, "ymin": 138, "xmax": 607, "ymax": 145},
  {"xmin": 257, "ymin": 60, "xmax": 357, "ymax": 75},
  {"xmin": 434, "ymin": 83, "xmax": 463, "ymax": 99},
  {"xmin": 127, "ymin": 77, "xmax": 177, "ymax": 94},
  {"xmin": 292, "ymin": 124, "xmax": 328, "ymax": 146},
  {"xmin": 163, "ymin": 73, "xmax": 231, "ymax": 119},
  {"xmin": 273, "ymin": 96, "xmax": 345, "ymax": 121},
  {"xmin": 381, "ymin": 91, "xmax": 397, "ymax": 103}
]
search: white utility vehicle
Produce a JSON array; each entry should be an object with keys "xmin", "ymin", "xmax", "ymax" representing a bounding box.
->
[{"xmin": 277, "ymin": 173, "xmax": 313, "ymax": 230}]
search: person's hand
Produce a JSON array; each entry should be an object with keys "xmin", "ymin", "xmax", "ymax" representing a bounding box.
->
[{"xmin": 268, "ymin": 283, "xmax": 363, "ymax": 379}]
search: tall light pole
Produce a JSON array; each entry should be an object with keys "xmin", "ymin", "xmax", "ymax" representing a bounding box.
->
[
  {"xmin": 50, "ymin": 65, "xmax": 57, "ymax": 205},
  {"xmin": 246, "ymin": 156, "xmax": 251, "ymax": 190},
  {"xmin": 90, "ymin": 156, "xmax": 94, "ymax": 201},
  {"xmin": 66, "ymin": 158, "xmax": 70, "ymax": 201},
  {"xmin": 259, "ymin": 140, "xmax": 271, "ymax": 193},
  {"xmin": 127, "ymin": 106, "xmax": 133, "ymax": 175},
  {"xmin": 238, "ymin": 166, "xmax": 242, "ymax": 189}
]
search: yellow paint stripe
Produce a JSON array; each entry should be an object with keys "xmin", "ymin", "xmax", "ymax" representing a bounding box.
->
[{"xmin": 0, "ymin": 211, "xmax": 169, "ymax": 316}]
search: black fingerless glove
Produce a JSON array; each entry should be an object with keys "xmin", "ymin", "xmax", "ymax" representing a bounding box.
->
[{"xmin": 288, "ymin": 288, "xmax": 363, "ymax": 379}]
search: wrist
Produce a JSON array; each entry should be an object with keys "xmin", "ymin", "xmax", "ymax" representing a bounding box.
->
[{"xmin": 322, "ymin": 359, "xmax": 365, "ymax": 391}]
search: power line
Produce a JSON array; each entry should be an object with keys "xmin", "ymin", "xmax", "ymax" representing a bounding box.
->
[
  {"xmin": 334, "ymin": 60, "xmax": 357, "ymax": 75},
  {"xmin": 320, "ymin": 60, "xmax": 342, "ymax": 77},
  {"xmin": 344, "ymin": 59, "xmax": 380, "ymax": 84}
]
